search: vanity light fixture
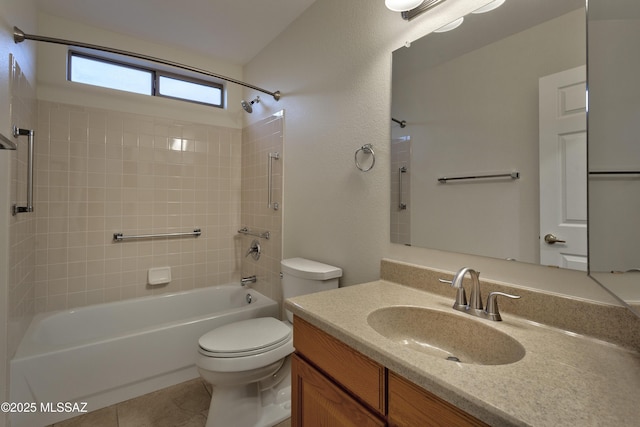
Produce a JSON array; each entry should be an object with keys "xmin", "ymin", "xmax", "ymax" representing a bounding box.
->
[
  {"xmin": 472, "ymin": 0, "xmax": 506, "ymax": 14},
  {"xmin": 388, "ymin": 0, "xmax": 449, "ymax": 21},
  {"xmin": 385, "ymin": 0, "xmax": 424, "ymax": 12}
]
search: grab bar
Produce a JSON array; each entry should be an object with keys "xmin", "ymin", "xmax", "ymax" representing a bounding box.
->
[
  {"xmin": 399, "ymin": 167, "xmax": 407, "ymax": 210},
  {"xmin": 438, "ymin": 171, "xmax": 520, "ymax": 183},
  {"xmin": 589, "ymin": 171, "xmax": 640, "ymax": 175},
  {"xmin": 113, "ymin": 228, "xmax": 201, "ymax": 241},
  {"xmin": 238, "ymin": 227, "xmax": 271, "ymax": 240},
  {"xmin": 12, "ymin": 127, "xmax": 35, "ymax": 215},
  {"xmin": 268, "ymin": 152, "xmax": 280, "ymax": 210}
]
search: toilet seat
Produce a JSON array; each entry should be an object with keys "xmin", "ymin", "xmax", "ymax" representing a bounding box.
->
[{"xmin": 199, "ymin": 317, "xmax": 292, "ymax": 358}]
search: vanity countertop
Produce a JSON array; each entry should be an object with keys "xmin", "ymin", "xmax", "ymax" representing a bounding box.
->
[{"xmin": 286, "ymin": 280, "xmax": 640, "ymax": 427}]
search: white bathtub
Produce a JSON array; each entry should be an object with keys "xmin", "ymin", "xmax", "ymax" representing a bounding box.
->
[{"xmin": 10, "ymin": 284, "xmax": 278, "ymax": 427}]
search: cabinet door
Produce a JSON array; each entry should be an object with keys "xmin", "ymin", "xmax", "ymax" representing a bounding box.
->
[
  {"xmin": 388, "ymin": 371, "xmax": 489, "ymax": 427},
  {"xmin": 292, "ymin": 354, "xmax": 386, "ymax": 427}
]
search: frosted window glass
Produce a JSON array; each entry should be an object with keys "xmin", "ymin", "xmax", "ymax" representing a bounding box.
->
[
  {"xmin": 70, "ymin": 55, "xmax": 152, "ymax": 95},
  {"xmin": 158, "ymin": 76, "xmax": 222, "ymax": 106}
]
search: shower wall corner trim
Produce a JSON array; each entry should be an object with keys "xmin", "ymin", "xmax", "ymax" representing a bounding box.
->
[{"xmin": 13, "ymin": 26, "xmax": 282, "ymax": 102}]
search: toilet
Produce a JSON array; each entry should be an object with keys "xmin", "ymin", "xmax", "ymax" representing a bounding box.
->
[{"xmin": 196, "ymin": 257, "xmax": 342, "ymax": 427}]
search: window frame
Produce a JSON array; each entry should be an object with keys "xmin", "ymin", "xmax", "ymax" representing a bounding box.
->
[{"xmin": 67, "ymin": 51, "xmax": 225, "ymax": 109}]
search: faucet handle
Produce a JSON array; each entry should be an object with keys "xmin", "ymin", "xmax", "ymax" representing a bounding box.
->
[
  {"xmin": 439, "ymin": 278, "xmax": 467, "ymax": 308},
  {"xmin": 485, "ymin": 292, "xmax": 520, "ymax": 321}
]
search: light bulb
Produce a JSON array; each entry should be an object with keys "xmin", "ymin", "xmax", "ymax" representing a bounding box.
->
[{"xmin": 385, "ymin": 0, "xmax": 424, "ymax": 12}]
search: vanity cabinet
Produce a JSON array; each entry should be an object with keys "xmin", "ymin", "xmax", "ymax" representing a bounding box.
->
[
  {"xmin": 387, "ymin": 371, "xmax": 489, "ymax": 427},
  {"xmin": 292, "ymin": 316, "xmax": 489, "ymax": 427}
]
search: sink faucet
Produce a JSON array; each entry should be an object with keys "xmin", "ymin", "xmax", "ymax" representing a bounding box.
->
[{"xmin": 440, "ymin": 267, "xmax": 520, "ymax": 321}]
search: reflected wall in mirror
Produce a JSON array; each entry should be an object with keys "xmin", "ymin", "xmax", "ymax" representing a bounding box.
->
[
  {"xmin": 390, "ymin": 0, "xmax": 586, "ymax": 267},
  {"xmin": 587, "ymin": 0, "xmax": 640, "ymax": 314}
]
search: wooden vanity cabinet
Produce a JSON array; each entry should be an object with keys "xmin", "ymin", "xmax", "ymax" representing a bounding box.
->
[
  {"xmin": 387, "ymin": 371, "xmax": 490, "ymax": 427},
  {"xmin": 292, "ymin": 316, "xmax": 489, "ymax": 427}
]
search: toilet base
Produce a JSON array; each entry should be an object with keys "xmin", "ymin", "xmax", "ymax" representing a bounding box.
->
[{"xmin": 204, "ymin": 358, "xmax": 291, "ymax": 427}]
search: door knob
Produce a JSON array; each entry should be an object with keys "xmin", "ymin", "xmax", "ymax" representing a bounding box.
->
[{"xmin": 544, "ymin": 234, "xmax": 566, "ymax": 244}]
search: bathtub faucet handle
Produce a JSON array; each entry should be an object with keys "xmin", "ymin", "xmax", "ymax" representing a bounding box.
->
[{"xmin": 245, "ymin": 239, "xmax": 261, "ymax": 260}]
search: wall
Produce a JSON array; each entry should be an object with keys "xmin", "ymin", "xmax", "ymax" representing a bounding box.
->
[
  {"xmin": 244, "ymin": 0, "xmax": 620, "ymax": 304},
  {"xmin": 0, "ymin": 1, "xmax": 38, "ymax": 425},
  {"xmin": 34, "ymin": 100, "xmax": 242, "ymax": 311}
]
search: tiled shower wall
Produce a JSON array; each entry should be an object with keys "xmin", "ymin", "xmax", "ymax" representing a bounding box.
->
[
  {"xmin": 34, "ymin": 101, "xmax": 243, "ymax": 312},
  {"xmin": 8, "ymin": 56, "xmax": 37, "ymax": 358},
  {"xmin": 390, "ymin": 137, "xmax": 411, "ymax": 246},
  {"xmin": 240, "ymin": 112, "xmax": 283, "ymax": 310}
]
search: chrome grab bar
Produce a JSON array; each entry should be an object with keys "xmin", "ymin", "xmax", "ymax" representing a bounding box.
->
[
  {"xmin": 399, "ymin": 166, "xmax": 407, "ymax": 210},
  {"xmin": 589, "ymin": 171, "xmax": 640, "ymax": 175},
  {"xmin": 268, "ymin": 152, "xmax": 280, "ymax": 210},
  {"xmin": 12, "ymin": 127, "xmax": 35, "ymax": 215},
  {"xmin": 237, "ymin": 227, "xmax": 270, "ymax": 240},
  {"xmin": 113, "ymin": 228, "xmax": 201, "ymax": 241},
  {"xmin": 438, "ymin": 171, "xmax": 520, "ymax": 183}
]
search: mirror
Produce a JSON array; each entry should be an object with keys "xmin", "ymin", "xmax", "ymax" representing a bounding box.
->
[
  {"xmin": 390, "ymin": 0, "xmax": 586, "ymax": 267},
  {"xmin": 587, "ymin": 0, "xmax": 640, "ymax": 314}
]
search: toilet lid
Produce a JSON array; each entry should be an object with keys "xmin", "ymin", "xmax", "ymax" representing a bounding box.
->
[{"xmin": 199, "ymin": 317, "xmax": 292, "ymax": 358}]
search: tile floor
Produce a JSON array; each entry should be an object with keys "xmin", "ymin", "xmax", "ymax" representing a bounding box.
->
[{"xmin": 50, "ymin": 379, "xmax": 292, "ymax": 427}]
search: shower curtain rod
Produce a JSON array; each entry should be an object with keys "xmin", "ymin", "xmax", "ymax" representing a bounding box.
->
[{"xmin": 13, "ymin": 26, "xmax": 281, "ymax": 101}]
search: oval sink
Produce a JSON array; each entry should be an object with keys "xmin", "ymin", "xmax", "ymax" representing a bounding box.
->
[{"xmin": 367, "ymin": 306, "xmax": 525, "ymax": 365}]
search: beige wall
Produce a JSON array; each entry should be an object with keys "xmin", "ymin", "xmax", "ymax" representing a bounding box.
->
[{"xmin": 245, "ymin": 0, "xmax": 619, "ymax": 304}]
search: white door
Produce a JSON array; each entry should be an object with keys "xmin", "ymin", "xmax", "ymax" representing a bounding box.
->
[{"xmin": 539, "ymin": 66, "xmax": 587, "ymax": 270}]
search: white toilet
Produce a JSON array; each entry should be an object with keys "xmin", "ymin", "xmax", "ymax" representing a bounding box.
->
[{"xmin": 197, "ymin": 257, "xmax": 342, "ymax": 427}]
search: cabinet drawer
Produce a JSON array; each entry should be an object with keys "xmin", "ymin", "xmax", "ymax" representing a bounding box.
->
[
  {"xmin": 292, "ymin": 354, "xmax": 386, "ymax": 427},
  {"xmin": 293, "ymin": 316, "xmax": 385, "ymax": 413},
  {"xmin": 388, "ymin": 371, "xmax": 489, "ymax": 427}
]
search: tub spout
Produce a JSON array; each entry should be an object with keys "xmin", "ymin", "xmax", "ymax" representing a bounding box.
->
[{"xmin": 241, "ymin": 275, "xmax": 257, "ymax": 286}]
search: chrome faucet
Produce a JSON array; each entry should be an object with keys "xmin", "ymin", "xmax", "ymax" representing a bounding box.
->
[{"xmin": 440, "ymin": 267, "xmax": 520, "ymax": 321}]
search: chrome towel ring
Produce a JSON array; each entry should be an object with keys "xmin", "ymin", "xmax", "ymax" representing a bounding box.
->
[{"xmin": 355, "ymin": 144, "xmax": 375, "ymax": 172}]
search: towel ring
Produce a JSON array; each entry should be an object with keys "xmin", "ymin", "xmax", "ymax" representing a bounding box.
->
[{"xmin": 355, "ymin": 144, "xmax": 375, "ymax": 172}]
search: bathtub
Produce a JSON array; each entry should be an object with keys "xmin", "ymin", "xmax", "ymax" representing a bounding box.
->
[{"xmin": 10, "ymin": 284, "xmax": 278, "ymax": 427}]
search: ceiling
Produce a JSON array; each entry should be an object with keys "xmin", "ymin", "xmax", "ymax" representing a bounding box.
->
[{"xmin": 36, "ymin": 0, "xmax": 317, "ymax": 65}]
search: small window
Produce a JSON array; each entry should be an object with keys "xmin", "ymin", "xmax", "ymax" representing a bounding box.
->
[
  {"xmin": 69, "ymin": 54, "xmax": 153, "ymax": 95},
  {"xmin": 68, "ymin": 52, "xmax": 224, "ymax": 108},
  {"xmin": 157, "ymin": 74, "xmax": 223, "ymax": 107}
]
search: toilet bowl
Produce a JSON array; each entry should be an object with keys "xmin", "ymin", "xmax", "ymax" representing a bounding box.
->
[{"xmin": 196, "ymin": 258, "xmax": 342, "ymax": 427}]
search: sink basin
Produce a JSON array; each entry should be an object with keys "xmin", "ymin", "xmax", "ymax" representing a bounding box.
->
[{"xmin": 367, "ymin": 306, "xmax": 525, "ymax": 365}]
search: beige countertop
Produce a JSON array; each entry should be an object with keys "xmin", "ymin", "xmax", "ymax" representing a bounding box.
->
[{"xmin": 286, "ymin": 280, "xmax": 640, "ymax": 427}]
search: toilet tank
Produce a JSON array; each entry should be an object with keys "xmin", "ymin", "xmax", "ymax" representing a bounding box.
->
[{"xmin": 281, "ymin": 258, "xmax": 342, "ymax": 322}]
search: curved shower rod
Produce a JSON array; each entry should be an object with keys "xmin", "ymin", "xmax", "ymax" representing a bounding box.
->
[{"xmin": 13, "ymin": 26, "xmax": 281, "ymax": 101}]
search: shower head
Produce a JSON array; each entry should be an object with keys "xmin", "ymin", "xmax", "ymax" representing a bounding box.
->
[{"xmin": 241, "ymin": 96, "xmax": 260, "ymax": 113}]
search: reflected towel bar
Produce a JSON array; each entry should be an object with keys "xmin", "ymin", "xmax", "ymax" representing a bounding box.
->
[
  {"xmin": 113, "ymin": 229, "xmax": 201, "ymax": 241},
  {"xmin": 589, "ymin": 171, "xmax": 640, "ymax": 175},
  {"xmin": 438, "ymin": 172, "xmax": 520, "ymax": 183},
  {"xmin": 237, "ymin": 227, "xmax": 270, "ymax": 240}
]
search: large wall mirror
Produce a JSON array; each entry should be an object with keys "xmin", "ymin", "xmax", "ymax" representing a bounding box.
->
[
  {"xmin": 390, "ymin": 0, "xmax": 639, "ymax": 315},
  {"xmin": 588, "ymin": 0, "xmax": 640, "ymax": 315}
]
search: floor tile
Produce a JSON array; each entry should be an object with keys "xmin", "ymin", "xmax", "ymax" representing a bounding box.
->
[{"xmin": 52, "ymin": 405, "xmax": 118, "ymax": 427}]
